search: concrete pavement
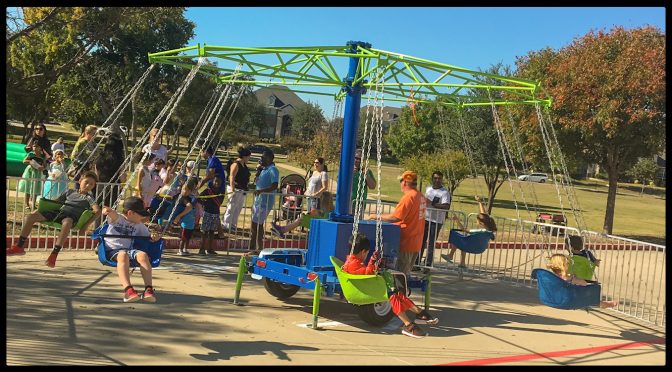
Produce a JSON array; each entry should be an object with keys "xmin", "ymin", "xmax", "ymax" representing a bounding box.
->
[{"xmin": 6, "ymin": 251, "xmax": 665, "ymax": 365}]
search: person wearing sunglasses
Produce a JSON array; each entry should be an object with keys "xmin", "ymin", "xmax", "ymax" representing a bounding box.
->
[{"xmin": 24, "ymin": 124, "xmax": 52, "ymax": 162}]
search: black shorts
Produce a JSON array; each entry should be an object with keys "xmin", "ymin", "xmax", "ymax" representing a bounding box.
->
[
  {"xmin": 180, "ymin": 228, "xmax": 193, "ymax": 242},
  {"xmin": 40, "ymin": 210, "xmax": 78, "ymax": 225}
]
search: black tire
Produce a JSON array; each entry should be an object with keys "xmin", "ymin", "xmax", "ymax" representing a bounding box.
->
[
  {"xmin": 539, "ymin": 179, "xmax": 546, "ymax": 183},
  {"xmin": 355, "ymin": 301, "xmax": 395, "ymax": 326},
  {"xmin": 263, "ymin": 278, "xmax": 300, "ymax": 299}
]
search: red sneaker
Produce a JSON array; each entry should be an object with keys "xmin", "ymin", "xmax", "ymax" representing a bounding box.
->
[
  {"xmin": 142, "ymin": 287, "xmax": 157, "ymax": 303},
  {"xmin": 123, "ymin": 287, "xmax": 141, "ymax": 303},
  {"xmin": 7, "ymin": 245, "xmax": 26, "ymax": 256}
]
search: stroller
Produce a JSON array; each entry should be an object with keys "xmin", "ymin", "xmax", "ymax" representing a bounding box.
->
[{"xmin": 278, "ymin": 173, "xmax": 306, "ymax": 221}]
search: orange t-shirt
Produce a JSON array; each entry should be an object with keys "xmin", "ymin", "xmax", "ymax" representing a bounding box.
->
[{"xmin": 393, "ymin": 188, "xmax": 426, "ymax": 253}]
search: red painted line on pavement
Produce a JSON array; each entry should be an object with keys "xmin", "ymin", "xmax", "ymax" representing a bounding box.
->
[{"xmin": 440, "ymin": 338, "xmax": 666, "ymax": 366}]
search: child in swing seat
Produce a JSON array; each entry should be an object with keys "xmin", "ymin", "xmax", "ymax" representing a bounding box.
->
[
  {"xmin": 566, "ymin": 235, "xmax": 601, "ymax": 266},
  {"xmin": 102, "ymin": 196, "xmax": 160, "ymax": 303},
  {"xmin": 342, "ymin": 233, "xmax": 439, "ymax": 339},
  {"xmin": 444, "ymin": 195, "xmax": 497, "ymax": 268},
  {"xmin": 546, "ymin": 253, "xmax": 617, "ymax": 309}
]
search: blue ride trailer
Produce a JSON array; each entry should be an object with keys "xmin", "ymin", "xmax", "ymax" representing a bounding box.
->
[{"xmin": 240, "ymin": 41, "xmax": 430, "ymax": 327}]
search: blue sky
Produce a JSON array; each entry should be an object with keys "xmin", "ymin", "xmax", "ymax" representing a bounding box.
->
[{"xmin": 184, "ymin": 7, "xmax": 665, "ymax": 114}]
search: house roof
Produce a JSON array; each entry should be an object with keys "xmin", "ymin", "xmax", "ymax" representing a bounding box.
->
[{"xmin": 254, "ymin": 85, "xmax": 307, "ymax": 110}]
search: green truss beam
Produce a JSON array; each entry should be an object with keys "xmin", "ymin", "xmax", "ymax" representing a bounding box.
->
[{"xmin": 147, "ymin": 43, "xmax": 552, "ymax": 107}]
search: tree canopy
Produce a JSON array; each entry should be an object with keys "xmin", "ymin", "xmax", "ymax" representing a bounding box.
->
[{"xmin": 515, "ymin": 26, "xmax": 666, "ymax": 233}]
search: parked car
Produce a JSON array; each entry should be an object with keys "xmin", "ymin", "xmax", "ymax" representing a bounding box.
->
[{"xmin": 518, "ymin": 173, "xmax": 549, "ymax": 183}]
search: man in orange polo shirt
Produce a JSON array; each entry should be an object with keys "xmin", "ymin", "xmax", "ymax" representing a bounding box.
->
[{"xmin": 369, "ymin": 171, "xmax": 426, "ymax": 275}]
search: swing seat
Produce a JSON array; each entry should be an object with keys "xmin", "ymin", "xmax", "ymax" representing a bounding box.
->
[
  {"xmin": 299, "ymin": 212, "xmax": 329, "ymax": 229},
  {"xmin": 330, "ymin": 256, "xmax": 389, "ymax": 305},
  {"xmin": 448, "ymin": 229, "xmax": 494, "ymax": 254},
  {"xmin": 569, "ymin": 255, "xmax": 596, "ymax": 281},
  {"xmin": 92, "ymin": 224, "xmax": 164, "ymax": 268},
  {"xmin": 531, "ymin": 268, "xmax": 601, "ymax": 310},
  {"xmin": 37, "ymin": 198, "xmax": 95, "ymax": 231}
]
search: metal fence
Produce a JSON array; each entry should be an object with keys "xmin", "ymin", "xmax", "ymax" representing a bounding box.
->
[{"xmin": 5, "ymin": 176, "xmax": 666, "ymax": 328}]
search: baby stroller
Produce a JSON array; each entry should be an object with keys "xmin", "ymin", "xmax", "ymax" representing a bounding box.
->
[{"xmin": 278, "ymin": 173, "xmax": 306, "ymax": 221}]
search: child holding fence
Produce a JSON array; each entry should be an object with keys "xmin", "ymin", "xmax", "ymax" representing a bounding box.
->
[{"xmin": 198, "ymin": 176, "xmax": 224, "ymax": 255}]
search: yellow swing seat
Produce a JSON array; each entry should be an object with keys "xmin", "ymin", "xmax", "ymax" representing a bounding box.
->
[
  {"xmin": 37, "ymin": 198, "xmax": 95, "ymax": 231},
  {"xmin": 330, "ymin": 256, "xmax": 389, "ymax": 305}
]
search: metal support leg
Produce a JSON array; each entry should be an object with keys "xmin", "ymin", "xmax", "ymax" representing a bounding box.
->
[
  {"xmin": 424, "ymin": 272, "xmax": 432, "ymax": 311},
  {"xmin": 232, "ymin": 255, "xmax": 247, "ymax": 305},
  {"xmin": 310, "ymin": 277, "xmax": 321, "ymax": 329}
]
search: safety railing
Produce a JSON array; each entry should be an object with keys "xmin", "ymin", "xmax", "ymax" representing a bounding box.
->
[{"xmin": 6, "ymin": 175, "xmax": 665, "ymax": 328}]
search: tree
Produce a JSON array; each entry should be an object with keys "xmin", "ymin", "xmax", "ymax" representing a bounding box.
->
[
  {"xmin": 626, "ymin": 158, "xmax": 659, "ymax": 195},
  {"xmin": 291, "ymin": 101, "xmax": 325, "ymax": 139},
  {"xmin": 515, "ymin": 26, "xmax": 666, "ymax": 233},
  {"xmin": 7, "ymin": 7, "xmax": 197, "ymax": 141},
  {"xmin": 385, "ymin": 101, "xmax": 442, "ymax": 160},
  {"xmin": 288, "ymin": 129, "xmax": 341, "ymax": 178},
  {"xmin": 401, "ymin": 150, "xmax": 470, "ymax": 195}
]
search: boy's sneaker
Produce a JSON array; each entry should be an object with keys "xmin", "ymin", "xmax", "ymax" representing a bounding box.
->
[
  {"xmin": 206, "ymin": 250, "xmax": 218, "ymax": 255},
  {"xmin": 415, "ymin": 310, "xmax": 439, "ymax": 325},
  {"xmin": 7, "ymin": 245, "xmax": 26, "ymax": 256},
  {"xmin": 270, "ymin": 222, "xmax": 285, "ymax": 238},
  {"xmin": 123, "ymin": 287, "xmax": 141, "ymax": 303},
  {"xmin": 401, "ymin": 323, "xmax": 427, "ymax": 338},
  {"xmin": 142, "ymin": 287, "xmax": 157, "ymax": 303},
  {"xmin": 198, "ymin": 250, "xmax": 207, "ymax": 256}
]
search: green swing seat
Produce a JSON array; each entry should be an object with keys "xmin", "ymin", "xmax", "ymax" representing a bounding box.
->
[
  {"xmin": 569, "ymin": 255, "xmax": 597, "ymax": 281},
  {"xmin": 330, "ymin": 256, "xmax": 389, "ymax": 305},
  {"xmin": 37, "ymin": 198, "xmax": 94, "ymax": 231}
]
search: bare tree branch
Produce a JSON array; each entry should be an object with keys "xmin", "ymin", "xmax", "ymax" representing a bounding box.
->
[{"xmin": 6, "ymin": 7, "xmax": 63, "ymax": 44}]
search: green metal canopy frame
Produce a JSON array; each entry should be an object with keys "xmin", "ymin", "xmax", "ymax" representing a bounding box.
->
[{"xmin": 148, "ymin": 43, "xmax": 552, "ymax": 107}]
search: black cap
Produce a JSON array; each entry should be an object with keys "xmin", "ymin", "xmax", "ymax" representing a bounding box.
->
[{"xmin": 123, "ymin": 196, "xmax": 150, "ymax": 216}]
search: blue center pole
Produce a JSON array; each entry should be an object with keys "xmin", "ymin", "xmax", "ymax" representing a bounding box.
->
[{"xmin": 331, "ymin": 40, "xmax": 370, "ymax": 223}]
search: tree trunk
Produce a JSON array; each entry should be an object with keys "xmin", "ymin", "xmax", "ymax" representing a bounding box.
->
[{"xmin": 602, "ymin": 167, "xmax": 618, "ymax": 235}]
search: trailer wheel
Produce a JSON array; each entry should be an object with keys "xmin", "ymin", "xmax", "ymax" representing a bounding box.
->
[
  {"xmin": 355, "ymin": 301, "xmax": 395, "ymax": 326},
  {"xmin": 263, "ymin": 278, "xmax": 300, "ymax": 299}
]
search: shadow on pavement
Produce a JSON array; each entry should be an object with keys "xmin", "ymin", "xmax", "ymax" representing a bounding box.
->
[{"xmin": 191, "ymin": 341, "xmax": 319, "ymax": 361}]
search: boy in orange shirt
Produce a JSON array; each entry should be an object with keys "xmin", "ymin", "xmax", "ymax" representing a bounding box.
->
[
  {"xmin": 370, "ymin": 171, "xmax": 426, "ymax": 275},
  {"xmin": 342, "ymin": 233, "xmax": 438, "ymax": 338}
]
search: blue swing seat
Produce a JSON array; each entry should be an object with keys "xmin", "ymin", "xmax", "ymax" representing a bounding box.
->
[
  {"xmin": 449, "ymin": 229, "xmax": 495, "ymax": 254},
  {"xmin": 92, "ymin": 224, "xmax": 164, "ymax": 268},
  {"xmin": 531, "ymin": 268, "xmax": 601, "ymax": 310}
]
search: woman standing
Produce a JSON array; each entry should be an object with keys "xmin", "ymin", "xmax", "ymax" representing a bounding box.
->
[
  {"xmin": 24, "ymin": 124, "xmax": 52, "ymax": 162},
  {"xmin": 142, "ymin": 128, "xmax": 169, "ymax": 169},
  {"xmin": 222, "ymin": 147, "xmax": 252, "ymax": 232},
  {"xmin": 305, "ymin": 157, "xmax": 329, "ymax": 213},
  {"xmin": 69, "ymin": 125, "xmax": 98, "ymax": 181}
]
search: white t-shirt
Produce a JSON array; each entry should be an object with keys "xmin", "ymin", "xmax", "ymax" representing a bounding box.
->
[
  {"xmin": 306, "ymin": 171, "xmax": 328, "ymax": 196},
  {"xmin": 51, "ymin": 142, "xmax": 65, "ymax": 154},
  {"xmin": 425, "ymin": 185, "xmax": 451, "ymax": 224},
  {"xmin": 104, "ymin": 214, "xmax": 150, "ymax": 252},
  {"xmin": 142, "ymin": 144, "xmax": 168, "ymax": 163}
]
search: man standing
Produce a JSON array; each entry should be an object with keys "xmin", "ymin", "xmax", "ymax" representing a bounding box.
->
[
  {"xmin": 351, "ymin": 149, "xmax": 377, "ymax": 216},
  {"xmin": 370, "ymin": 171, "xmax": 426, "ymax": 275},
  {"xmin": 248, "ymin": 150, "xmax": 279, "ymax": 254},
  {"xmin": 418, "ymin": 171, "xmax": 451, "ymax": 267}
]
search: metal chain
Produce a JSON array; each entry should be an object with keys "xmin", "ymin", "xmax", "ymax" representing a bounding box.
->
[{"xmin": 112, "ymin": 57, "xmax": 205, "ymax": 210}]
